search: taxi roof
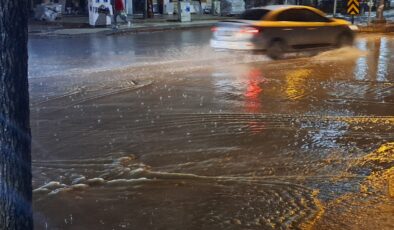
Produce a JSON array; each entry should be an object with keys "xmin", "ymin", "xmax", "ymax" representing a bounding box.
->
[
  {"xmin": 249, "ymin": 5, "xmax": 327, "ymax": 19},
  {"xmin": 251, "ymin": 5, "xmax": 317, "ymax": 11}
]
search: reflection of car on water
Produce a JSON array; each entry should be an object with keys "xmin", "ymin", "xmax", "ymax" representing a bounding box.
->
[{"xmin": 210, "ymin": 5, "xmax": 357, "ymax": 59}]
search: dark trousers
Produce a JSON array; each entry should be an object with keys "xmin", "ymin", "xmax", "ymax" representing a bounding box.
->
[{"xmin": 113, "ymin": 10, "xmax": 128, "ymax": 24}]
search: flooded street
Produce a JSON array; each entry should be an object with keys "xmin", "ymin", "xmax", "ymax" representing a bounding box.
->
[{"xmin": 29, "ymin": 30, "xmax": 394, "ymax": 229}]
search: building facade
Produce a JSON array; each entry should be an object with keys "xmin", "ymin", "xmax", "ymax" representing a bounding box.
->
[{"xmin": 29, "ymin": 0, "xmax": 391, "ymax": 16}]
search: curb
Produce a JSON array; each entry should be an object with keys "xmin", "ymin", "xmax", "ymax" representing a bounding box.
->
[
  {"xmin": 29, "ymin": 21, "xmax": 394, "ymax": 37},
  {"xmin": 357, "ymin": 26, "xmax": 394, "ymax": 33},
  {"xmin": 105, "ymin": 22, "xmax": 217, "ymax": 36},
  {"xmin": 356, "ymin": 22, "xmax": 394, "ymax": 33},
  {"xmin": 29, "ymin": 21, "xmax": 219, "ymax": 37}
]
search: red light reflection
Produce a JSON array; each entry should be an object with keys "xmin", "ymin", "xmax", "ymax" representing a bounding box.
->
[{"xmin": 244, "ymin": 68, "xmax": 265, "ymax": 113}]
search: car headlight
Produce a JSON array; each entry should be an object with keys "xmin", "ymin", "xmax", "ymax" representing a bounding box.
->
[{"xmin": 348, "ymin": 25, "xmax": 359, "ymax": 31}]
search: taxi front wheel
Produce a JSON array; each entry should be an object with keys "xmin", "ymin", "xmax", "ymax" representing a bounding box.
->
[
  {"xmin": 267, "ymin": 40, "xmax": 286, "ymax": 60},
  {"xmin": 336, "ymin": 33, "xmax": 354, "ymax": 47}
]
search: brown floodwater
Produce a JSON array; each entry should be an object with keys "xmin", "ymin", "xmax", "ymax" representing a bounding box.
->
[{"xmin": 29, "ymin": 32, "xmax": 394, "ymax": 229}]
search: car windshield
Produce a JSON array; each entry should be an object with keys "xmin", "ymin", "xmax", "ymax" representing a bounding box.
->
[{"xmin": 239, "ymin": 9, "xmax": 270, "ymax": 20}]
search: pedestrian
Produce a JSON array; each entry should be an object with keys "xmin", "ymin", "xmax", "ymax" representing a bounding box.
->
[
  {"xmin": 112, "ymin": 0, "xmax": 130, "ymax": 28},
  {"xmin": 360, "ymin": 0, "xmax": 368, "ymax": 14}
]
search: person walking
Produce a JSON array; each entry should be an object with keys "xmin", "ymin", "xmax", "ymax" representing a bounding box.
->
[{"xmin": 112, "ymin": 0, "xmax": 129, "ymax": 28}]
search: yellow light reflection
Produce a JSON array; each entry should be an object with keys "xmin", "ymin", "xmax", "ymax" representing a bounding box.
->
[{"xmin": 285, "ymin": 69, "xmax": 312, "ymax": 101}]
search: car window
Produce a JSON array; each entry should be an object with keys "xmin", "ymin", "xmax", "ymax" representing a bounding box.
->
[
  {"xmin": 239, "ymin": 9, "xmax": 270, "ymax": 20},
  {"xmin": 277, "ymin": 9, "xmax": 330, "ymax": 22},
  {"xmin": 277, "ymin": 9, "xmax": 303, "ymax": 21},
  {"xmin": 299, "ymin": 9, "xmax": 330, "ymax": 22}
]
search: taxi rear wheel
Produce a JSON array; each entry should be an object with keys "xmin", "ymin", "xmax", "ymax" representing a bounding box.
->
[{"xmin": 267, "ymin": 40, "xmax": 286, "ymax": 60}]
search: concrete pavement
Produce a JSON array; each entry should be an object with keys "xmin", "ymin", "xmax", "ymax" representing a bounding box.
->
[
  {"xmin": 28, "ymin": 9, "xmax": 394, "ymax": 37},
  {"xmin": 28, "ymin": 14, "xmax": 229, "ymax": 37}
]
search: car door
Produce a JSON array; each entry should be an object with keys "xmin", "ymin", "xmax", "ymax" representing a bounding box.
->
[
  {"xmin": 274, "ymin": 9, "xmax": 316, "ymax": 47},
  {"xmin": 296, "ymin": 9, "xmax": 336, "ymax": 46}
]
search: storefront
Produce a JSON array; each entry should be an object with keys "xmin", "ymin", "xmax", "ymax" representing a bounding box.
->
[
  {"xmin": 30, "ymin": 0, "xmax": 132, "ymax": 15},
  {"xmin": 29, "ymin": 0, "xmax": 392, "ymax": 17}
]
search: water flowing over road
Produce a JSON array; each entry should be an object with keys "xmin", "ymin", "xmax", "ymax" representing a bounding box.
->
[{"xmin": 29, "ymin": 30, "xmax": 394, "ymax": 229}]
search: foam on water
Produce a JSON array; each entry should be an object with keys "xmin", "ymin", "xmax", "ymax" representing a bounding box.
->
[
  {"xmin": 33, "ymin": 165, "xmax": 321, "ymax": 229},
  {"xmin": 31, "ymin": 118, "xmax": 394, "ymax": 229}
]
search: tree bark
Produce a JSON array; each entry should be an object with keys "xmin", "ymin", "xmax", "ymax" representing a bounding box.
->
[
  {"xmin": 376, "ymin": 0, "xmax": 385, "ymax": 21},
  {"xmin": 147, "ymin": 0, "xmax": 154, "ymax": 18},
  {"xmin": 0, "ymin": 0, "xmax": 33, "ymax": 230}
]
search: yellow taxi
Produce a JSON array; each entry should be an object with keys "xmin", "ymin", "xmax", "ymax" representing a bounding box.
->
[{"xmin": 210, "ymin": 5, "xmax": 357, "ymax": 59}]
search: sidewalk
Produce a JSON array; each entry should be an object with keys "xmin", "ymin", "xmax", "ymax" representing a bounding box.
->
[
  {"xmin": 29, "ymin": 14, "xmax": 230, "ymax": 37},
  {"xmin": 29, "ymin": 9, "xmax": 394, "ymax": 37}
]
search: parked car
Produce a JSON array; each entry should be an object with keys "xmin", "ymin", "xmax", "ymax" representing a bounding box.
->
[{"xmin": 210, "ymin": 5, "xmax": 357, "ymax": 59}]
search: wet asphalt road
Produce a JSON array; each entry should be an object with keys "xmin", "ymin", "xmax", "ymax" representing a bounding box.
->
[{"xmin": 29, "ymin": 30, "xmax": 394, "ymax": 229}]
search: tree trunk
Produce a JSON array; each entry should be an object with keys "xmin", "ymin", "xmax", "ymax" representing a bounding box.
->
[
  {"xmin": 376, "ymin": 0, "xmax": 385, "ymax": 21},
  {"xmin": 0, "ymin": 0, "xmax": 33, "ymax": 230},
  {"xmin": 147, "ymin": 0, "xmax": 154, "ymax": 18}
]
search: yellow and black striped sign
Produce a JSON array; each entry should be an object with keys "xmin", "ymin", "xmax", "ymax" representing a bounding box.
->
[{"xmin": 347, "ymin": 0, "xmax": 360, "ymax": 15}]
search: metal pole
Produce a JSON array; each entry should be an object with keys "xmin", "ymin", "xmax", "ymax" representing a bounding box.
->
[
  {"xmin": 368, "ymin": 0, "xmax": 373, "ymax": 24},
  {"xmin": 333, "ymin": 0, "xmax": 337, "ymax": 17},
  {"xmin": 143, "ymin": 0, "xmax": 147, "ymax": 19}
]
